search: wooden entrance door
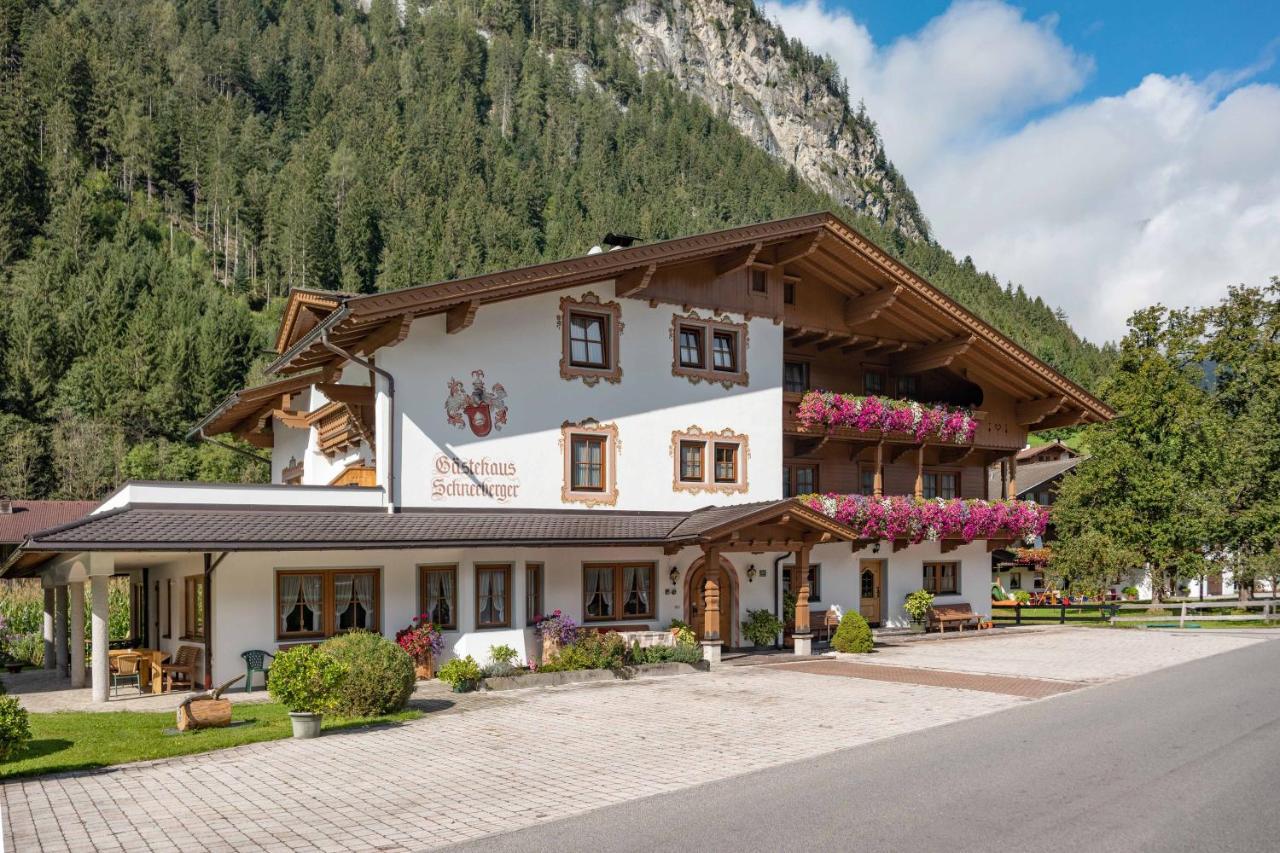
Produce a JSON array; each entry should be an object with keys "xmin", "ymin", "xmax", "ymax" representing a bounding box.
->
[
  {"xmin": 688, "ymin": 563, "xmax": 732, "ymax": 645},
  {"xmin": 859, "ymin": 560, "xmax": 883, "ymax": 625}
]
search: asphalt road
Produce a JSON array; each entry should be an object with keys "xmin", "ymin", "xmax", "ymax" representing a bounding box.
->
[{"xmin": 447, "ymin": 633, "xmax": 1280, "ymax": 853}]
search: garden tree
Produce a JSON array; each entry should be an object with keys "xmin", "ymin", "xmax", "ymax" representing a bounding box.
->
[
  {"xmin": 0, "ymin": 0, "xmax": 1115, "ymax": 499},
  {"xmin": 1052, "ymin": 306, "xmax": 1225, "ymax": 603},
  {"xmin": 1201, "ymin": 281, "xmax": 1280, "ymax": 599},
  {"xmin": 1046, "ymin": 530, "xmax": 1143, "ymax": 600}
]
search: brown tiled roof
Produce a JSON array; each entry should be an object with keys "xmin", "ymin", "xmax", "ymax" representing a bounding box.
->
[{"xmin": 0, "ymin": 501, "xmax": 98, "ymax": 545}]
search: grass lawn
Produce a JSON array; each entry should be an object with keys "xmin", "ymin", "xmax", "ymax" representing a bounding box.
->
[
  {"xmin": 1, "ymin": 702, "xmax": 422, "ymax": 780},
  {"xmin": 992, "ymin": 606, "xmax": 1112, "ymax": 624},
  {"xmin": 993, "ymin": 605, "xmax": 1280, "ymax": 629}
]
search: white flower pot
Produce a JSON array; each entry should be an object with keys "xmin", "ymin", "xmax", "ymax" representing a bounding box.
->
[{"xmin": 289, "ymin": 711, "xmax": 323, "ymax": 739}]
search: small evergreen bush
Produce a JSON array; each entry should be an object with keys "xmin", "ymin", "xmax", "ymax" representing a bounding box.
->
[
  {"xmin": 267, "ymin": 645, "xmax": 345, "ymax": 714},
  {"xmin": 831, "ymin": 611, "xmax": 873, "ymax": 654},
  {"xmin": 0, "ymin": 695, "xmax": 31, "ymax": 761},
  {"xmin": 480, "ymin": 643, "xmax": 521, "ymax": 678},
  {"xmin": 741, "ymin": 609, "xmax": 783, "ymax": 647},
  {"xmin": 539, "ymin": 632, "xmax": 626, "ymax": 672},
  {"xmin": 628, "ymin": 643, "xmax": 702, "ymax": 665},
  {"xmin": 320, "ymin": 631, "xmax": 415, "ymax": 717},
  {"xmin": 438, "ymin": 655, "xmax": 482, "ymax": 692}
]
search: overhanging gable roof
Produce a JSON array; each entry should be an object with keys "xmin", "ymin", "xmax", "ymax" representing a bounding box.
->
[
  {"xmin": 188, "ymin": 369, "xmax": 330, "ymax": 441},
  {"xmin": 262, "ymin": 212, "xmax": 1112, "ymax": 425}
]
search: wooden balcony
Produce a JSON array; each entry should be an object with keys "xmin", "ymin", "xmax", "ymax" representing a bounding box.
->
[{"xmin": 782, "ymin": 391, "xmax": 1001, "ymax": 458}]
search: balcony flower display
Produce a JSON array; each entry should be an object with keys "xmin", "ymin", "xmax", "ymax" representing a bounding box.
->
[
  {"xmin": 1014, "ymin": 547, "xmax": 1052, "ymax": 567},
  {"xmin": 795, "ymin": 391, "xmax": 979, "ymax": 444},
  {"xmin": 800, "ymin": 493, "xmax": 1049, "ymax": 545}
]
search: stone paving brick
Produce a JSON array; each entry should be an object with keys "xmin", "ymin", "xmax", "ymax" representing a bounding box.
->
[{"xmin": 2, "ymin": 630, "xmax": 1264, "ymax": 852}]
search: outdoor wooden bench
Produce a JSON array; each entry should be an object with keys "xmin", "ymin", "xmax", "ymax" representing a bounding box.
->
[{"xmin": 927, "ymin": 603, "xmax": 980, "ymax": 633}]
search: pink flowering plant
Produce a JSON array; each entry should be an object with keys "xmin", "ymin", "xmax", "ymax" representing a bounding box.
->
[
  {"xmin": 395, "ymin": 614, "xmax": 444, "ymax": 663},
  {"xmin": 800, "ymin": 493, "xmax": 1049, "ymax": 545},
  {"xmin": 533, "ymin": 609, "xmax": 579, "ymax": 646},
  {"xmin": 795, "ymin": 391, "xmax": 979, "ymax": 444}
]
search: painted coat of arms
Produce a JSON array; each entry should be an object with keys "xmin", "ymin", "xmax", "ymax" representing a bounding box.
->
[{"xmin": 445, "ymin": 370, "xmax": 508, "ymax": 437}]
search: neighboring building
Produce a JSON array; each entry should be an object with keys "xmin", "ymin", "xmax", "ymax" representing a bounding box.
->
[
  {"xmin": 1, "ymin": 213, "xmax": 1111, "ymax": 701},
  {"xmin": 0, "ymin": 500, "xmax": 98, "ymax": 564},
  {"xmin": 989, "ymin": 452, "xmax": 1085, "ymax": 595}
]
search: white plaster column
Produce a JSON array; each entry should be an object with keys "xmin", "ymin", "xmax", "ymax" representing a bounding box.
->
[
  {"xmin": 53, "ymin": 585, "xmax": 69, "ymax": 676},
  {"xmin": 42, "ymin": 587, "xmax": 56, "ymax": 670},
  {"xmin": 91, "ymin": 575, "xmax": 110, "ymax": 704},
  {"xmin": 69, "ymin": 581, "xmax": 86, "ymax": 688}
]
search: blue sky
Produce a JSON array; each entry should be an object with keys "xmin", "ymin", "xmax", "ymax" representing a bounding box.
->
[
  {"xmin": 770, "ymin": 0, "xmax": 1280, "ymax": 341},
  {"xmin": 823, "ymin": 1, "xmax": 1280, "ymax": 101}
]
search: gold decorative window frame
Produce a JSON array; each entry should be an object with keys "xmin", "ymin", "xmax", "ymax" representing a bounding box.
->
[
  {"xmin": 559, "ymin": 419, "xmax": 620, "ymax": 506},
  {"xmin": 558, "ymin": 292, "xmax": 623, "ymax": 386},
  {"xmin": 669, "ymin": 426, "xmax": 749, "ymax": 494},
  {"xmin": 669, "ymin": 311, "xmax": 749, "ymax": 388}
]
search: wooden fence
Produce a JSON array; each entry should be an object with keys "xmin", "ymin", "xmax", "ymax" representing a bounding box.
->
[{"xmin": 992, "ymin": 600, "xmax": 1280, "ymax": 627}]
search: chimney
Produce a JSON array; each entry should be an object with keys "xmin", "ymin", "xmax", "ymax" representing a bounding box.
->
[{"xmin": 0, "ymin": 497, "xmax": 11, "ymax": 514}]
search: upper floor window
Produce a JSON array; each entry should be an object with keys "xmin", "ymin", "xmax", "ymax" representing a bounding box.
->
[
  {"xmin": 923, "ymin": 471, "xmax": 959, "ymax": 500},
  {"xmin": 783, "ymin": 278, "xmax": 797, "ymax": 305},
  {"xmin": 897, "ymin": 375, "xmax": 918, "ymax": 400},
  {"xmin": 671, "ymin": 313, "xmax": 748, "ymax": 387},
  {"xmin": 561, "ymin": 420, "xmax": 619, "ymax": 506},
  {"xmin": 863, "ymin": 371, "xmax": 885, "ymax": 396},
  {"xmin": 672, "ymin": 428, "xmax": 748, "ymax": 494},
  {"xmin": 859, "ymin": 466, "xmax": 878, "ymax": 496},
  {"xmin": 569, "ymin": 312, "xmax": 608, "ymax": 368},
  {"xmin": 678, "ymin": 325, "xmax": 706, "ymax": 368},
  {"xmin": 559, "ymin": 293, "xmax": 623, "ymax": 385},
  {"xmin": 783, "ymin": 361, "xmax": 810, "ymax": 393},
  {"xmin": 783, "ymin": 463, "xmax": 818, "ymax": 498},
  {"xmin": 750, "ymin": 267, "xmax": 769, "ymax": 295}
]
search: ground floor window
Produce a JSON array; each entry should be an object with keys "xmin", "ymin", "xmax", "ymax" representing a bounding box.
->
[
  {"xmin": 475, "ymin": 564, "xmax": 512, "ymax": 628},
  {"xmin": 923, "ymin": 562, "xmax": 959, "ymax": 595},
  {"xmin": 183, "ymin": 575, "xmax": 206, "ymax": 641},
  {"xmin": 276, "ymin": 568, "xmax": 380, "ymax": 640},
  {"xmin": 783, "ymin": 563, "xmax": 822, "ymax": 603},
  {"xmin": 419, "ymin": 565, "xmax": 457, "ymax": 630},
  {"xmin": 526, "ymin": 563, "xmax": 543, "ymax": 625},
  {"xmin": 1009, "ymin": 571, "xmax": 1022, "ymax": 590},
  {"xmin": 583, "ymin": 563, "xmax": 656, "ymax": 621}
]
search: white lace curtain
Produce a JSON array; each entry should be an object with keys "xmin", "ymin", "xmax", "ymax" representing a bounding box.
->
[
  {"xmin": 334, "ymin": 574, "xmax": 354, "ymax": 615},
  {"xmin": 623, "ymin": 566, "xmax": 650, "ymax": 614},
  {"xmin": 279, "ymin": 575, "xmax": 301, "ymax": 630},
  {"xmin": 427, "ymin": 571, "xmax": 454, "ymax": 624},
  {"xmin": 301, "ymin": 575, "xmax": 322, "ymax": 630},
  {"xmin": 587, "ymin": 568, "xmax": 613, "ymax": 617},
  {"xmin": 353, "ymin": 574, "xmax": 374, "ymax": 620},
  {"xmin": 479, "ymin": 570, "xmax": 506, "ymax": 624}
]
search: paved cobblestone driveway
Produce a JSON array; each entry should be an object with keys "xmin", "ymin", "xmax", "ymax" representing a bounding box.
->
[{"xmin": 1, "ymin": 629, "xmax": 1265, "ymax": 852}]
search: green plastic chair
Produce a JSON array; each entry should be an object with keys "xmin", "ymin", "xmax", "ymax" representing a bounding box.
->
[{"xmin": 240, "ymin": 649, "xmax": 274, "ymax": 692}]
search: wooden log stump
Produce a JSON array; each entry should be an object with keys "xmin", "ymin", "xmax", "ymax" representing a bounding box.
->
[{"xmin": 176, "ymin": 674, "xmax": 243, "ymax": 732}]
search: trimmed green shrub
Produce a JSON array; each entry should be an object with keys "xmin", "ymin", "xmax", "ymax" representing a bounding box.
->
[
  {"xmin": 539, "ymin": 632, "xmax": 626, "ymax": 672},
  {"xmin": 1012, "ymin": 590, "xmax": 1032, "ymax": 604},
  {"xmin": 320, "ymin": 631, "xmax": 415, "ymax": 717},
  {"xmin": 741, "ymin": 609, "xmax": 783, "ymax": 647},
  {"xmin": 267, "ymin": 645, "xmax": 345, "ymax": 714},
  {"xmin": 0, "ymin": 695, "xmax": 30, "ymax": 761},
  {"xmin": 904, "ymin": 589, "xmax": 935, "ymax": 622},
  {"xmin": 438, "ymin": 655, "xmax": 482, "ymax": 692},
  {"xmin": 831, "ymin": 611, "xmax": 873, "ymax": 654},
  {"xmin": 628, "ymin": 642, "xmax": 702, "ymax": 665}
]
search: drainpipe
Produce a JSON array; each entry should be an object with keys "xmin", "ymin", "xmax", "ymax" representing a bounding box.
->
[
  {"xmin": 321, "ymin": 330, "xmax": 396, "ymax": 513},
  {"xmin": 773, "ymin": 552, "xmax": 791, "ymax": 649}
]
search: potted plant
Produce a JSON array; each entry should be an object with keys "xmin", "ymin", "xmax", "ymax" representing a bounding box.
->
[
  {"xmin": 267, "ymin": 645, "xmax": 345, "ymax": 739},
  {"xmin": 1122, "ymin": 585, "xmax": 1139, "ymax": 602},
  {"xmin": 533, "ymin": 609, "xmax": 578, "ymax": 663},
  {"xmin": 438, "ymin": 655, "xmax": 483, "ymax": 693},
  {"xmin": 741, "ymin": 609, "xmax": 783, "ymax": 650},
  {"xmin": 396, "ymin": 615, "xmax": 444, "ymax": 679},
  {"xmin": 903, "ymin": 589, "xmax": 935, "ymax": 633}
]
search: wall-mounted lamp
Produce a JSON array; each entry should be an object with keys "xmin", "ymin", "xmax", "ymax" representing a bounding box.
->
[
  {"xmin": 669, "ymin": 565, "xmax": 680, "ymax": 585},
  {"xmin": 872, "ymin": 541, "xmax": 881, "ymax": 554},
  {"xmin": 746, "ymin": 565, "xmax": 757, "ymax": 583}
]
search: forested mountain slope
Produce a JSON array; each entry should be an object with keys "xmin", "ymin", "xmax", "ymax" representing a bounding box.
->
[{"xmin": 0, "ymin": 0, "xmax": 1115, "ymax": 500}]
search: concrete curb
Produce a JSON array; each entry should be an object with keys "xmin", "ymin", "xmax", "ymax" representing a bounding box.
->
[{"xmin": 482, "ymin": 660, "xmax": 709, "ymax": 691}]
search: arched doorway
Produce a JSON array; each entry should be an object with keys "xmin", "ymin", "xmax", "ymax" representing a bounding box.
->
[{"xmin": 684, "ymin": 555, "xmax": 738, "ymax": 648}]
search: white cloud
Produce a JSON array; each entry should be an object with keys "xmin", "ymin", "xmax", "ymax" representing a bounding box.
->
[{"xmin": 771, "ymin": 0, "xmax": 1280, "ymax": 342}]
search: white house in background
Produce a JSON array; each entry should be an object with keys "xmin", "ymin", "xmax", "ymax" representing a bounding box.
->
[{"xmin": 2, "ymin": 213, "xmax": 1112, "ymax": 702}]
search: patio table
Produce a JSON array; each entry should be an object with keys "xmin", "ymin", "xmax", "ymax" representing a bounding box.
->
[{"xmin": 108, "ymin": 648, "xmax": 171, "ymax": 694}]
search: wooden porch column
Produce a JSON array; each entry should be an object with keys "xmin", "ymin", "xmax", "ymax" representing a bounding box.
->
[
  {"xmin": 54, "ymin": 585, "xmax": 69, "ymax": 677},
  {"xmin": 42, "ymin": 587, "xmax": 56, "ymax": 670},
  {"xmin": 69, "ymin": 581, "xmax": 85, "ymax": 688},
  {"xmin": 873, "ymin": 442, "xmax": 884, "ymax": 498},
  {"xmin": 700, "ymin": 545, "xmax": 722, "ymax": 664},
  {"xmin": 90, "ymin": 575, "xmax": 110, "ymax": 704},
  {"xmin": 914, "ymin": 446, "xmax": 925, "ymax": 500},
  {"xmin": 792, "ymin": 546, "xmax": 813, "ymax": 656},
  {"xmin": 1007, "ymin": 456, "xmax": 1018, "ymax": 499}
]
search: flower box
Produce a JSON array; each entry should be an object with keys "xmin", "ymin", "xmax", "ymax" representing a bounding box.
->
[
  {"xmin": 795, "ymin": 391, "xmax": 979, "ymax": 444},
  {"xmin": 802, "ymin": 494, "xmax": 1049, "ymax": 544}
]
